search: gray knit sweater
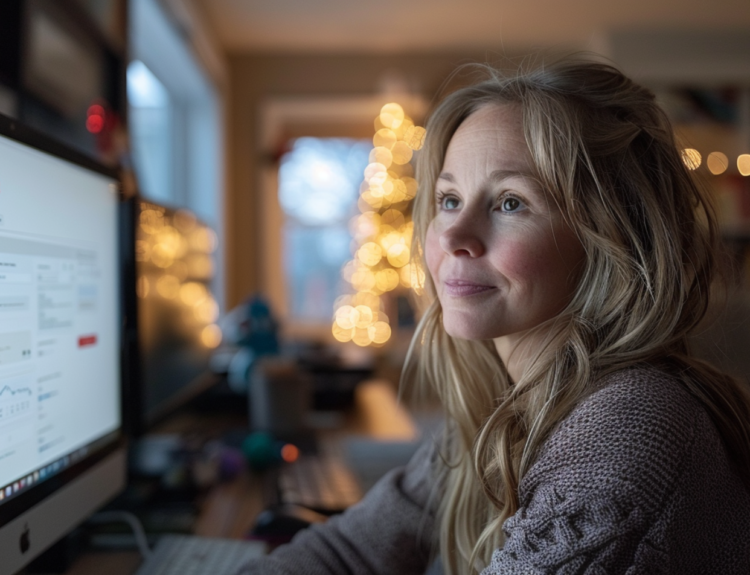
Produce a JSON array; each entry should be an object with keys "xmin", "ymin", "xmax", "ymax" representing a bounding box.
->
[{"xmin": 238, "ymin": 366, "xmax": 750, "ymax": 574}]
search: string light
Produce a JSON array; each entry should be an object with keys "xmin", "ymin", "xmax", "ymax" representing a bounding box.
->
[
  {"xmin": 678, "ymin": 150, "xmax": 750, "ymax": 177},
  {"xmin": 331, "ymin": 102, "xmax": 426, "ymax": 346},
  {"xmin": 738, "ymin": 154, "xmax": 750, "ymax": 177},
  {"xmin": 707, "ymin": 152, "xmax": 728, "ymax": 175},
  {"xmin": 201, "ymin": 324, "xmax": 222, "ymax": 348},
  {"xmin": 681, "ymin": 148, "xmax": 701, "ymax": 170},
  {"xmin": 137, "ymin": 201, "xmax": 219, "ymax": 338}
]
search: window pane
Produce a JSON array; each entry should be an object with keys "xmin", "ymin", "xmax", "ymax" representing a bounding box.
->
[
  {"xmin": 284, "ymin": 224, "xmax": 351, "ymax": 321},
  {"xmin": 127, "ymin": 60, "xmax": 173, "ymax": 204},
  {"xmin": 279, "ymin": 138, "xmax": 370, "ymax": 322},
  {"xmin": 279, "ymin": 138, "xmax": 370, "ymax": 225}
]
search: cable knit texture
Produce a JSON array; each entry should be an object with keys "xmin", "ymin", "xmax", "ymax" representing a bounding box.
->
[
  {"xmin": 238, "ymin": 366, "xmax": 750, "ymax": 574},
  {"xmin": 482, "ymin": 366, "xmax": 750, "ymax": 574}
]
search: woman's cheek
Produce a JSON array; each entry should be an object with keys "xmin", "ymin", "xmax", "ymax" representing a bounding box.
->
[
  {"xmin": 491, "ymin": 239, "xmax": 543, "ymax": 282},
  {"xmin": 424, "ymin": 224, "xmax": 442, "ymax": 280}
]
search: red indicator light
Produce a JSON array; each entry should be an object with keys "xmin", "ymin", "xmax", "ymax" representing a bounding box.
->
[
  {"xmin": 86, "ymin": 115, "xmax": 104, "ymax": 134},
  {"xmin": 280, "ymin": 444, "xmax": 299, "ymax": 463},
  {"xmin": 87, "ymin": 104, "xmax": 105, "ymax": 118},
  {"xmin": 86, "ymin": 101, "xmax": 107, "ymax": 133}
]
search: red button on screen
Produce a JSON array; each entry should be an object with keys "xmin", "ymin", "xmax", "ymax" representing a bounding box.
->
[{"xmin": 78, "ymin": 335, "xmax": 97, "ymax": 347}]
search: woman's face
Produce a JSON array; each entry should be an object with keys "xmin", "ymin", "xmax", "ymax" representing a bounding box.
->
[{"xmin": 425, "ymin": 104, "xmax": 585, "ymax": 357}]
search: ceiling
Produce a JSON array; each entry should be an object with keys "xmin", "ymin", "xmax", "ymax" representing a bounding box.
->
[{"xmin": 196, "ymin": 0, "xmax": 750, "ymax": 53}]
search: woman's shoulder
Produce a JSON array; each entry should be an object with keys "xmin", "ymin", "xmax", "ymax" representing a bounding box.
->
[
  {"xmin": 565, "ymin": 364, "xmax": 702, "ymax": 439},
  {"xmin": 584, "ymin": 365, "xmax": 702, "ymax": 420},
  {"xmin": 563, "ymin": 364, "xmax": 706, "ymax": 438},
  {"xmin": 523, "ymin": 365, "xmax": 711, "ymax": 505},
  {"xmin": 488, "ymin": 364, "xmax": 750, "ymax": 574}
]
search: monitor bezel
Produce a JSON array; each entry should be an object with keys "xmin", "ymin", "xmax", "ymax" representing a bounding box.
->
[{"xmin": 0, "ymin": 112, "xmax": 126, "ymax": 548}]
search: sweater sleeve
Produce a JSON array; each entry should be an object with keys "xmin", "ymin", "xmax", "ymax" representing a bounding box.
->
[
  {"xmin": 236, "ymin": 438, "xmax": 439, "ymax": 575},
  {"xmin": 481, "ymin": 368, "xmax": 700, "ymax": 575}
]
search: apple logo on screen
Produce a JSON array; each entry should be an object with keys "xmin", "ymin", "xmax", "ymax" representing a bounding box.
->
[{"xmin": 19, "ymin": 524, "xmax": 30, "ymax": 554}]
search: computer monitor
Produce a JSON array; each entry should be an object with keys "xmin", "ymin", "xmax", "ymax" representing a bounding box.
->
[
  {"xmin": 0, "ymin": 114, "xmax": 126, "ymax": 575},
  {"xmin": 122, "ymin": 199, "xmax": 220, "ymax": 438}
]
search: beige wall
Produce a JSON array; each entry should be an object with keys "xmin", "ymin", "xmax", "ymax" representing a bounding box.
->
[{"xmin": 225, "ymin": 51, "xmax": 493, "ymax": 308}]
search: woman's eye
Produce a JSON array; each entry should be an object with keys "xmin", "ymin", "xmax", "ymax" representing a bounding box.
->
[
  {"xmin": 500, "ymin": 197, "xmax": 524, "ymax": 212},
  {"xmin": 441, "ymin": 196, "xmax": 460, "ymax": 210}
]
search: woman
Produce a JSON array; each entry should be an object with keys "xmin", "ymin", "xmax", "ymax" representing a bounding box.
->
[{"xmin": 242, "ymin": 57, "xmax": 750, "ymax": 574}]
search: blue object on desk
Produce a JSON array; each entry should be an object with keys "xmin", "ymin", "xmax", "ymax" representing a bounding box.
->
[
  {"xmin": 238, "ymin": 295, "xmax": 280, "ymax": 356},
  {"xmin": 220, "ymin": 294, "xmax": 281, "ymax": 392}
]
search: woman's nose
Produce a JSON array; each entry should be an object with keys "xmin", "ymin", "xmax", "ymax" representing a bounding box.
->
[{"xmin": 438, "ymin": 216, "xmax": 485, "ymax": 257}]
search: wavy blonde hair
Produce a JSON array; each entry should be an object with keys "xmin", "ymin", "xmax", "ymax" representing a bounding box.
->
[{"xmin": 403, "ymin": 56, "xmax": 750, "ymax": 574}]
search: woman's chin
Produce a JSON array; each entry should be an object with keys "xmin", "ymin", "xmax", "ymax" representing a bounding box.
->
[{"xmin": 442, "ymin": 318, "xmax": 501, "ymax": 341}]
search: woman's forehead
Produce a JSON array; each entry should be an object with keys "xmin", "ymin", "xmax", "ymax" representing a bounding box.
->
[
  {"xmin": 442, "ymin": 104, "xmax": 532, "ymax": 174},
  {"xmin": 453, "ymin": 104, "xmax": 524, "ymax": 143}
]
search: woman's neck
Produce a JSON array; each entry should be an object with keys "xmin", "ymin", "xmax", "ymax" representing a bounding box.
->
[{"xmin": 494, "ymin": 326, "xmax": 555, "ymax": 383}]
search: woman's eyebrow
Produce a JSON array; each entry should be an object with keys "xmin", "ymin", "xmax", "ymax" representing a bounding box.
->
[{"xmin": 437, "ymin": 172, "xmax": 455, "ymax": 183}]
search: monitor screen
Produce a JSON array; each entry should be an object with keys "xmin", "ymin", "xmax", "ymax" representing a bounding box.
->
[
  {"xmin": 0, "ymin": 116, "xmax": 125, "ymax": 574},
  {"xmin": 125, "ymin": 200, "xmax": 220, "ymax": 437}
]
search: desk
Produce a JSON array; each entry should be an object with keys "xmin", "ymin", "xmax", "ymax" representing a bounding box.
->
[{"xmin": 25, "ymin": 379, "xmax": 421, "ymax": 575}]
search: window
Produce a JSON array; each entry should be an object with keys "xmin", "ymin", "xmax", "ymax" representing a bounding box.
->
[
  {"xmin": 128, "ymin": 0, "xmax": 223, "ymax": 306},
  {"xmin": 127, "ymin": 61, "xmax": 172, "ymax": 204},
  {"xmin": 278, "ymin": 138, "xmax": 370, "ymax": 322}
]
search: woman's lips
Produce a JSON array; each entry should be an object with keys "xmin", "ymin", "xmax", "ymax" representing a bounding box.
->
[{"xmin": 443, "ymin": 280, "xmax": 496, "ymax": 297}]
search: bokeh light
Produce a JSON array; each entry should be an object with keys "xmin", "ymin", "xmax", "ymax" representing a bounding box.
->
[
  {"xmin": 140, "ymin": 208, "xmax": 165, "ymax": 234},
  {"xmin": 369, "ymin": 147, "xmax": 393, "ymax": 168},
  {"xmin": 194, "ymin": 298, "xmax": 220, "ymax": 323},
  {"xmin": 391, "ymin": 141, "xmax": 414, "ymax": 165},
  {"xmin": 201, "ymin": 324, "xmax": 222, "ymax": 348},
  {"xmin": 404, "ymin": 126, "xmax": 427, "ymax": 150},
  {"xmin": 354, "ymin": 305, "xmax": 374, "ymax": 328},
  {"xmin": 368, "ymin": 321, "xmax": 392, "ymax": 344},
  {"xmin": 151, "ymin": 245, "xmax": 175, "ymax": 269},
  {"xmin": 333, "ymin": 323, "xmax": 354, "ymax": 342},
  {"xmin": 360, "ymin": 190, "xmax": 384, "ymax": 210},
  {"xmin": 156, "ymin": 274, "xmax": 180, "ymax": 299},
  {"xmin": 332, "ymin": 103, "xmax": 426, "ymax": 346},
  {"xmin": 135, "ymin": 240, "xmax": 151, "ymax": 262},
  {"xmin": 179, "ymin": 281, "xmax": 207, "ymax": 306},
  {"xmin": 174, "ymin": 209, "xmax": 198, "ymax": 233},
  {"xmin": 335, "ymin": 305, "xmax": 357, "ymax": 330},
  {"xmin": 386, "ymin": 243, "xmax": 410, "ymax": 267},
  {"xmin": 187, "ymin": 254, "xmax": 214, "ymax": 279},
  {"xmin": 189, "ymin": 228, "xmax": 218, "ymax": 253},
  {"xmin": 738, "ymin": 154, "xmax": 750, "ymax": 176},
  {"xmin": 707, "ymin": 152, "xmax": 728, "ymax": 175},
  {"xmin": 358, "ymin": 242, "xmax": 383, "ymax": 266},
  {"xmin": 379, "ymin": 103, "xmax": 405, "ymax": 130},
  {"xmin": 393, "ymin": 116, "xmax": 414, "ymax": 141},
  {"xmin": 352, "ymin": 327, "xmax": 373, "ymax": 347},
  {"xmin": 402, "ymin": 177, "xmax": 418, "ymax": 199},
  {"xmin": 281, "ymin": 444, "xmax": 300, "ymax": 463},
  {"xmin": 373, "ymin": 129, "xmax": 397, "ymax": 149},
  {"xmin": 381, "ymin": 209, "xmax": 405, "ymax": 230},
  {"xmin": 681, "ymin": 148, "xmax": 701, "ymax": 170}
]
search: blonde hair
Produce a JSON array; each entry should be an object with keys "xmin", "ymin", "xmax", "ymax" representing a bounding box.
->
[{"xmin": 403, "ymin": 56, "xmax": 750, "ymax": 574}]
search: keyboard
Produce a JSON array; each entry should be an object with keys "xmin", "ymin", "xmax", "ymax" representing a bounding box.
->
[
  {"xmin": 277, "ymin": 452, "xmax": 363, "ymax": 514},
  {"xmin": 134, "ymin": 534, "xmax": 266, "ymax": 575}
]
